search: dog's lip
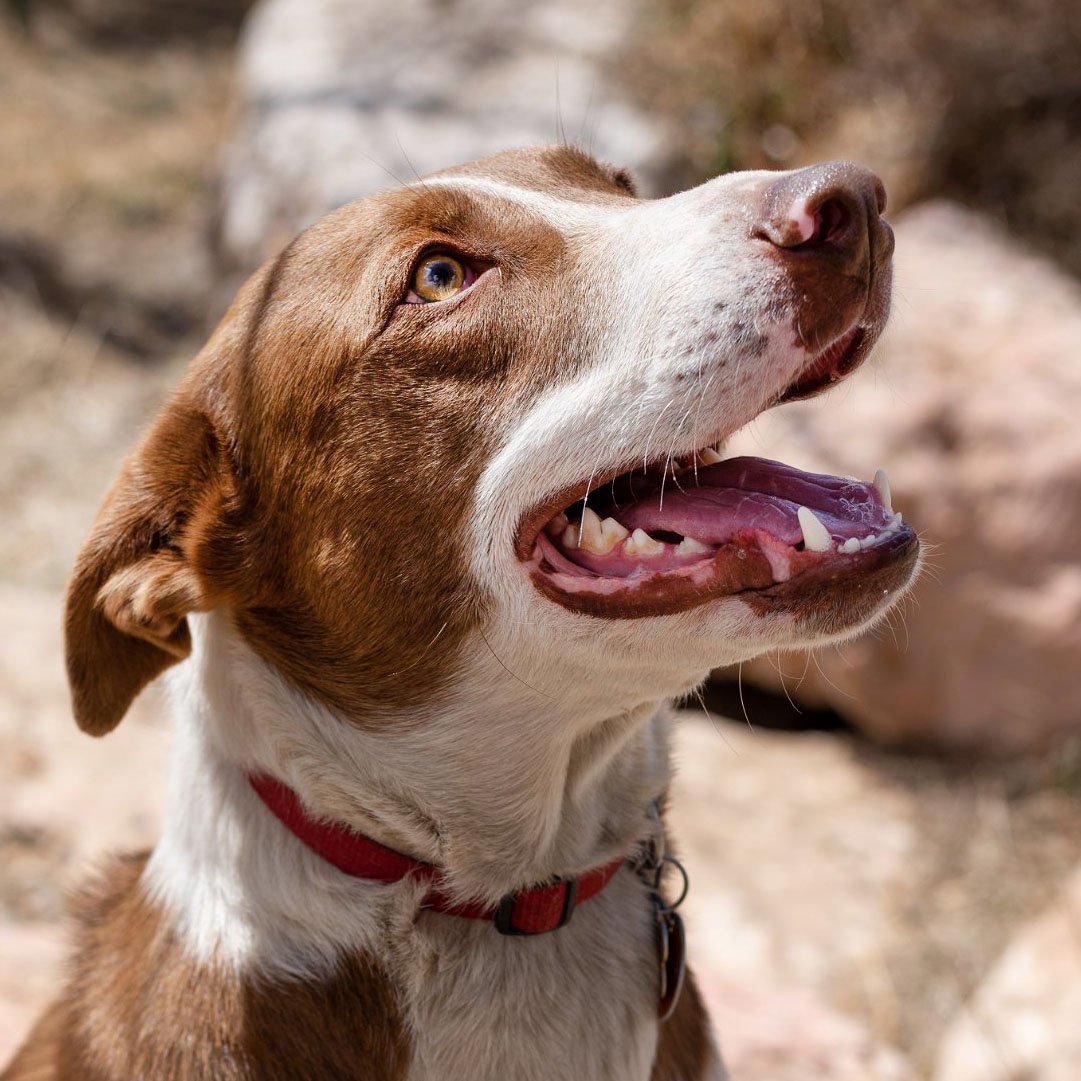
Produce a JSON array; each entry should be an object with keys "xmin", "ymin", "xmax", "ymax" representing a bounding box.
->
[
  {"xmin": 514, "ymin": 461, "xmax": 641, "ymax": 563},
  {"xmin": 527, "ymin": 517, "xmax": 919, "ymax": 620},
  {"xmin": 516, "ymin": 449, "xmax": 917, "ymax": 620},
  {"xmin": 776, "ymin": 325, "xmax": 866, "ymax": 403}
]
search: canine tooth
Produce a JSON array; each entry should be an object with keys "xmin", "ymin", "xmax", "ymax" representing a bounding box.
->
[
  {"xmin": 625, "ymin": 528, "xmax": 665, "ymax": 558},
  {"xmin": 840, "ymin": 537, "xmax": 861, "ymax": 554},
  {"xmin": 698, "ymin": 447, "xmax": 724, "ymax": 465},
  {"xmin": 797, "ymin": 506, "xmax": 833, "ymax": 552},
  {"xmin": 873, "ymin": 468, "xmax": 893, "ymax": 512},
  {"xmin": 677, "ymin": 536, "xmax": 710, "ymax": 556}
]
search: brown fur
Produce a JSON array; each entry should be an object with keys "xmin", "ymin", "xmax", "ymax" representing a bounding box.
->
[
  {"xmin": 1, "ymin": 855, "xmax": 409, "ymax": 1081},
  {"xmin": 64, "ymin": 147, "xmax": 635, "ymax": 736},
  {"xmin": 650, "ymin": 972, "xmax": 714, "ymax": 1081}
]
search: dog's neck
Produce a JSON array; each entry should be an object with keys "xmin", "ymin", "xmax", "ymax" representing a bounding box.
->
[{"xmin": 144, "ymin": 610, "xmax": 703, "ymax": 977}]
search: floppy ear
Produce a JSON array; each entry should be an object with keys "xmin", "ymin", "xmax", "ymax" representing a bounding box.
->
[{"xmin": 65, "ymin": 394, "xmax": 237, "ymax": 735}]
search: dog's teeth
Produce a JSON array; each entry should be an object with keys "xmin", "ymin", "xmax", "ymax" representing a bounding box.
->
[
  {"xmin": 698, "ymin": 447, "xmax": 724, "ymax": 465},
  {"xmin": 797, "ymin": 506, "xmax": 833, "ymax": 552},
  {"xmin": 873, "ymin": 468, "xmax": 892, "ymax": 512},
  {"xmin": 840, "ymin": 537, "xmax": 861, "ymax": 554},
  {"xmin": 577, "ymin": 507, "xmax": 604, "ymax": 552},
  {"xmin": 625, "ymin": 528, "xmax": 665, "ymax": 558},
  {"xmin": 561, "ymin": 522, "xmax": 581, "ymax": 549},
  {"xmin": 860, "ymin": 534, "xmax": 877, "ymax": 549},
  {"xmin": 677, "ymin": 536, "xmax": 711, "ymax": 556},
  {"xmin": 546, "ymin": 512, "xmax": 570, "ymax": 537},
  {"xmin": 601, "ymin": 517, "xmax": 630, "ymax": 550},
  {"xmin": 578, "ymin": 510, "xmax": 629, "ymax": 555}
]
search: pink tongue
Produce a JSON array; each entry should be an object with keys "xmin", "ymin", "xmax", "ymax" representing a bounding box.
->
[{"xmin": 612, "ymin": 457, "xmax": 890, "ymax": 545}]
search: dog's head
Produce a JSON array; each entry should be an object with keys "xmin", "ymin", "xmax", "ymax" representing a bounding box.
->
[{"xmin": 65, "ymin": 146, "xmax": 917, "ymax": 735}]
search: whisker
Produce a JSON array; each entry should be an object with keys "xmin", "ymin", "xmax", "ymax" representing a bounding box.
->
[
  {"xmin": 809, "ymin": 650, "xmax": 860, "ymax": 703},
  {"xmin": 480, "ymin": 629, "xmax": 555, "ymax": 700},
  {"xmin": 691, "ymin": 685, "xmax": 741, "ymax": 757},
  {"xmin": 737, "ymin": 662, "xmax": 755, "ymax": 731},
  {"xmin": 577, "ymin": 464, "xmax": 600, "ymax": 545},
  {"xmin": 764, "ymin": 651, "xmax": 802, "ymax": 715}
]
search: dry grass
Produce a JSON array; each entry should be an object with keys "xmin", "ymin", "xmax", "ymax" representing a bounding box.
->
[
  {"xmin": 621, "ymin": 0, "xmax": 1081, "ymax": 278},
  {"xmin": 0, "ymin": 15, "xmax": 236, "ymax": 587}
]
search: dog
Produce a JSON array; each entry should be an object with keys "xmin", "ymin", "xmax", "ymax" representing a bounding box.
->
[{"xmin": 3, "ymin": 145, "xmax": 916, "ymax": 1081}]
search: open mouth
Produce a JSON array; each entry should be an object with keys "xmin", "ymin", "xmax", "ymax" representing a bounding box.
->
[{"xmin": 518, "ymin": 331, "xmax": 918, "ymax": 620}]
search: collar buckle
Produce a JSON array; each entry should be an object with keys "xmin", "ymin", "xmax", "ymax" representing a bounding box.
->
[{"xmin": 494, "ymin": 875, "xmax": 580, "ymax": 936}]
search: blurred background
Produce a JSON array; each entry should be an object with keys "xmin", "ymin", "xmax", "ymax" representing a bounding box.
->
[{"xmin": 2, "ymin": 1, "xmax": 1080, "ymax": 1077}]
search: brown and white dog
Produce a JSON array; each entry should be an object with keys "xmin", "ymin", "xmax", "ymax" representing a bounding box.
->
[{"xmin": 4, "ymin": 146, "xmax": 917, "ymax": 1081}]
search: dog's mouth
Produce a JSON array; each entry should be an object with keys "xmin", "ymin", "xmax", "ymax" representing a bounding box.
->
[{"xmin": 517, "ymin": 331, "xmax": 918, "ymax": 620}]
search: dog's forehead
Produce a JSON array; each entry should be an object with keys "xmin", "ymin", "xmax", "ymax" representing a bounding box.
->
[
  {"xmin": 322, "ymin": 145, "xmax": 638, "ymax": 249},
  {"xmin": 426, "ymin": 144, "xmax": 638, "ymax": 202}
]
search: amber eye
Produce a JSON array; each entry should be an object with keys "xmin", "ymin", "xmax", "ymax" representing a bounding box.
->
[{"xmin": 410, "ymin": 253, "xmax": 467, "ymax": 303}]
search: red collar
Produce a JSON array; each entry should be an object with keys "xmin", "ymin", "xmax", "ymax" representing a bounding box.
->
[{"xmin": 249, "ymin": 774, "xmax": 625, "ymax": 936}]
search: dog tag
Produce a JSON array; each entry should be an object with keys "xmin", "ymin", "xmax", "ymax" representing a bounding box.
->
[{"xmin": 656, "ymin": 908, "xmax": 686, "ymax": 1021}]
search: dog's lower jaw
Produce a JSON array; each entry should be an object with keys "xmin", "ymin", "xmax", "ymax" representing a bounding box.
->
[{"xmin": 139, "ymin": 610, "xmax": 721, "ymax": 1080}]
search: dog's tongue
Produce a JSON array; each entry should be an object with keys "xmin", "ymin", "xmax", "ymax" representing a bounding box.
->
[{"xmin": 612, "ymin": 457, "xmax": 891, "ymax": 545}]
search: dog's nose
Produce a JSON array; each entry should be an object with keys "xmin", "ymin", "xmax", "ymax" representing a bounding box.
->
[{"xmin": 754, "ymin": 161, "xmax": 890, "ymax": 270}]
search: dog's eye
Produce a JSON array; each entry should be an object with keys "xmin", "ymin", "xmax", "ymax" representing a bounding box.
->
[{"xmin": 408, "ymin": 253, "xmax": 470, "ymax": 303}]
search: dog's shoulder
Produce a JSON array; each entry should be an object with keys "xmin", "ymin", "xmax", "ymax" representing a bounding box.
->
[
  {"xmin": 651, "ymin": 970, "xmax": 727, "ymax": 1081},
  {"xmin": 3, "ymin": 852, "xmax": 410, "ymax": 1081}
]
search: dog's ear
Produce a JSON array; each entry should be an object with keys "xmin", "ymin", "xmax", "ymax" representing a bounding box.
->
[{"xmin": 65, "ymin": 392, "xmax": 237, "ymax": 735}]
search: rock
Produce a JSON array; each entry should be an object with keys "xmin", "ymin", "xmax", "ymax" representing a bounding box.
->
[
  {"xmin": 701, "ymin": 974, "xmax": 917, "ymax": 1081},
  {"xmin": 669, "ymin": 714, "xmax": 918, "ymax": 994},
  {"xmin": 217, "ymin": 0, "xmax": 673, "ymax": 276},
  {"xmin": 667, "ymin": 713, "xmax": 1081, "ymax": 1072},
  {"xmin": 933, "ymin": 867, "xmax": 1081, "ymax": 1081},
  {"xmin": 724, "ymin": 201, "xmax": 1081, "ymax": 754},
  {"xmin": 668, "ymin": 713, "xmax": 925, "ymax": 1079}
]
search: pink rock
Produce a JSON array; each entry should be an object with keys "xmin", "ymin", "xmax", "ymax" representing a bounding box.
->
[{"xmin": 934, "ymin": 867, "xmax": 1081, "ymax": 1081}]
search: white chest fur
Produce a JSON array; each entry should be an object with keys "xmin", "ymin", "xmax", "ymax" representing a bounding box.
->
[
  {"xmin": 144, "ymin": 611, "xmax": 695, "ymax": 1079},
  {"xmin": 398, "ymin": 872, "xmax": 660, "ymax": 1081}
]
